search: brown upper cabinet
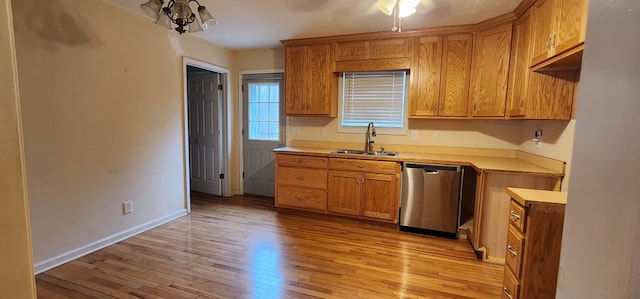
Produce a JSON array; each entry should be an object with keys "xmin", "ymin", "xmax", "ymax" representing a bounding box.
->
[
  {"xmin": 280, "ymin": 0, "xmax": 587, "ymax": 120},
  {"xmin": 530, "ymin": 0, "xmax": 588, "ymax": 68},
  {"xmin": 333, "ymin": 38, "xmax": 412, "ymax": 72},
  {"xmin": 470, "ymin": 23, "xmax": 513, "ymax": 117},
  {"xmin": 409, "ymin": 34, "xmax": 473, "ymax": 118},
  {"xmin": 507, "ymin": 10, "xmax": 534, "ymax": 118},
  {"xmin": 507, "ymin": 6, "xmax": 578, "ymax": 119},
  {"xmin": 284, "ymin": 44, "xmax": 337, "ymax": 116},
  {"xmin": 334, "ymin": 38, "xmax": 410, "ymax": 61}
]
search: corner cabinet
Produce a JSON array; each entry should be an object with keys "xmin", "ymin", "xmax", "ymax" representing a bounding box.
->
[
  {"xmin": 284, "ymin": 44, "xmax": 337, "ymax": 116},
  {"xmin": 529, "ymin": 0, "xmax": 587, "ymax": 67},
  {"xmin": 328, "ymin": 158, "xmax": 400, "ymax": 222},
  {"xmin": 470, "ymin": 23, "xmax": 513, "ymax": 118},
  {"xmin": 507, "ymin": 6, "xmax": 579, "ymax": 119},
  {"xmin": 502, "ymin": 188, "xmax": 566, "ymax": 299},
  {"xmin": 409, "ymin": 34, "xmax": 473, "ymax": 118}
]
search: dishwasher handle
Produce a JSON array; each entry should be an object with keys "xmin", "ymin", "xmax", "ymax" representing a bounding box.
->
[
  {"xmin": 424, "ymin": 169, "xmax": 439, "ymax": 175},
  {"xmin": 405, "ymin": 163, "xmax": 461, "ymax": 172}
]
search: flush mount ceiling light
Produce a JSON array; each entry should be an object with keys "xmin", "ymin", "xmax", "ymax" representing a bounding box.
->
[
  {"xmin": 376, "ymin": 0, "xmax": 420, "ymax": 32},
  {"xmin": 140, "ymin": 0, "xmax": 217, "ymax": 34}
]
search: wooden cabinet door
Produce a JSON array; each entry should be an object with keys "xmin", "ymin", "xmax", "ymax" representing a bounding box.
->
[
  {"xmin": 334, "ymin": 41, "xmax": 370, "ymax": 61},
  {"xmin": 370, "ymin": 38, "xmax": 410, "ymax": 59},
  {"xmin": 328, "ymin": 170, "xmax": 361, "ymax": 216},
  {"xmin": 410, "ymin": 36, "xmax": 443, "ymax": 117},
  {"xmin": 554, "ymin": 0, "xmax": 587, "ymax": 54},
  {"xmin": 471, "ymin": 23, "xmax": 512, "ymax": 117},
  {"xmin": 361, "ymin": 173, "xmax": 398, "ymax": 221},
  {"xmin": 530, "ymin": 0, "xmax": 555, "ymax": 66},
  {"xmin": 285, "ymin": 46, "xmax": 307, "ymax": 114},
  {"xmin": 507, "ymin": 12, "xmax": 533, "ymax": 117},
  {"xmin": 306, "ymin": 44, "xmax": 332, "ymax": 115},
  {"xmin": 440, "ymin": 34, "xmax": 473, "ymax": 117},
  {"xmin": 529, "ymin": 0, "xmax": 555, "ymax": 66}
]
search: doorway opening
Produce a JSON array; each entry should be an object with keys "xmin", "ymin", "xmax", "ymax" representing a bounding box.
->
[{"xmin": 183, "ymin": 58, "xmax": 230, "ymax": 212}]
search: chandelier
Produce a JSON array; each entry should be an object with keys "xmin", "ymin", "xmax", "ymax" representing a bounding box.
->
[
  {"xmin": 140, "ymin": 0, "xmax": 217, "ymax": 34},
  {"xmin": 376, "ymin": 0, "xmax": 420, "ymax": 32}
]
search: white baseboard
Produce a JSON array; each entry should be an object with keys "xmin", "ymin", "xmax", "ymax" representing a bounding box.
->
[{"xmin": 34, "ymin": 209, "xmax": 187, "ymax": 274}]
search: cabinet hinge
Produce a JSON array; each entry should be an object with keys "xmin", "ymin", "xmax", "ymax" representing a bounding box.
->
[
  {"xmin": 219, "ymin": 173, "xmax": 224, "ymax": 179},
  {"xmin": 218, "ymin": 84, "xmax": 223, "ymax": 91},
  {"xmin": 242, "ymin": 172, "xmax": 245, "ymax": 179}
]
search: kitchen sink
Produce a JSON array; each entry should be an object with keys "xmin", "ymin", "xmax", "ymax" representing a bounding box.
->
[{"xmin": 332, "ymin": 149, "xmax": 399, "ymax": 157}]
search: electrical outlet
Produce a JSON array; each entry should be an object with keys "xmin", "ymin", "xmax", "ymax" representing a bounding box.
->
[
  {"xmin": 534, "ymin": 130, "xmax": 542, "ymax": 139},
  {"xmin": 434, "ymin": 131, "xmax": 442, "ymax": 141},
  {"xmin": 320, "ymin": 128, "xmax": 326, "ymax": 136},
  {"xmin": 291, "ymin": 127, "xmax": 299, "ymax": 135},
  {"xmin": 410, "ymin": 131, "xmax": 418, "ymax": 140},
  {"xmin": 123, "ymin": 200, "xmax": 133, "ymax": 215}
]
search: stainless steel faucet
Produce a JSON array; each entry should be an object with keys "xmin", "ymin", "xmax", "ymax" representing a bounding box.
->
[{"xmin": 364, "ymin": 122, "xmax": 376, "ymax": 152}]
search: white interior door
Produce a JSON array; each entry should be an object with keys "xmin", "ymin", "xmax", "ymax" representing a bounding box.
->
[
  {"xmin": 243, "ymin": 73, "xmax": 285, "ymax": 197},
  {"xmin": 188, "ymin": 68, "xmax": 221, "ymax": 195}
]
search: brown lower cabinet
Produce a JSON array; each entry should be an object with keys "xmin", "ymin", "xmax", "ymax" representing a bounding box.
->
[
  {"xmin": 275, "ymin": 154, "xmax": 401, "ymax": 223},
  {"xmin": 275, "ymin": 154, "xmax": 328, "ymax": 212},
  {"xmin": 502, "ymin": 187, "xmax": 567, "ymax": 299},
  {"xmin": 327, "ymin": 158, "xmax": 400, "ymax": 222}
]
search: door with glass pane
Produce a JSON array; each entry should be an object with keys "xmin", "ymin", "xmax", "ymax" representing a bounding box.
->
[{"xmin": 243, "ymin": 73, "xmax": 285, "ymax": 197}]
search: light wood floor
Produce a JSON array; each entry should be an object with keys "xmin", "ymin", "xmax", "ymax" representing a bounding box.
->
[{"xmin": 36, "ymin": 193, "xmax": 504, "ymax": 298}]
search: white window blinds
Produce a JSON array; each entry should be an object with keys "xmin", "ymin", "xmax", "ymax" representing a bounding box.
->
[{"xmin": 341, "ymin": 71, "xmax": 406, "ymax": 128}]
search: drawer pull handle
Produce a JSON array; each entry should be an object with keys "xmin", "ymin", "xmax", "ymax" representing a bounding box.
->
[
  {"xmin": 507, "ymin": 245, "xmax": 517, "ymax": 257},
  {"xmin": 510, "ymin": 211, "xmax": 521, "ymax": 221},
  {"xmin": 503, "ymin": 287, "xmax": 513, "ymax": 299},
  {"xmin": 358, "ymin": 165, "xmax": 365, "ymax": 168}
]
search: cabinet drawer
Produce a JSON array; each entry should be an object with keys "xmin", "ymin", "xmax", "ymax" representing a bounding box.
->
[
  {"xmin": 276, "ymin": 186, "xmax": 327, "ymax": 212},
  {"xmin": 502, "ymin": 268, "xmax": 520, "ymax": 299},
  {"xmin": 277, "ymin": 167, "xmax": 327, "ymax": 189},
  {"xmin": 506, "ymin": 225, "xmax": 525, "ymax": 278},
  {"xmin": 277, "ymin": 154, "xmax": 328, "ymax": 169},
  {"xmin": 329, "ymin": 158, "xmax": 398, "ymax": 174},
  {"xmin": 509, "ymin": 200, "xmax": 527, "ymax": 233}
]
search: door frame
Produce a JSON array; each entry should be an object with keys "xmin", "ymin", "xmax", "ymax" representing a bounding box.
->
[
  {"xmin": 182, "ymin": 57, "xmax": 231, "ymax": 212},
  {"xmin": 238, "ymin": 69, "xmax": 285, "ymax": 195}
]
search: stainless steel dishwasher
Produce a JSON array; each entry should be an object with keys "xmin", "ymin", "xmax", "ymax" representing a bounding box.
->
[{"xmin": 400, "ymin": 163, "xmax": 463, "ymax": 237}]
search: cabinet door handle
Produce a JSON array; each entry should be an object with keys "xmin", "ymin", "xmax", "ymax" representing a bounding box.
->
[
  {"xmin": 519, "ymin": 98, "xmax": 524, "ymax": 108},
  {"xmin": 507, "ymin": 245, "xmax": 518, "ymax": 257},
  {"xmin": 503, "ymin": 287, "xmax": 513, "ymax": 299},
  {"xmin": 550, "ymin": 32, "xmax": 557, "ymax": 49},
  {"xmin": 510, "ymin": 211, "xmax": 521, "ymax": 221},
  {"xmin": 545, "ymin": 37, "xmax": 550, "ymax": 51}
]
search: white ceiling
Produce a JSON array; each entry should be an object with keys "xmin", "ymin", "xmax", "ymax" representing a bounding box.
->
[{"xmin": 109, "ymin": 0, "xmax": 522, "ymax": 50}]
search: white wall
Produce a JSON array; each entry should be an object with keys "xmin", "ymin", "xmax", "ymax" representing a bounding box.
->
[
  {"xmin": 556, "ymin": 0, "xmax": 640, "ymax": 297},
  {"xmin": 0, "ymin": 0, "xmax": 36, "ymax": 296},
  {"xmin": 12, "ymin": 0, "xmax": 234, "ymax": 269}
]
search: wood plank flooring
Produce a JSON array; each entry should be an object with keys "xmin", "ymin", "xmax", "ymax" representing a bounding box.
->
[{"xmin": 36, "ymin": 193, "xmax": 503, "ymax": 298}]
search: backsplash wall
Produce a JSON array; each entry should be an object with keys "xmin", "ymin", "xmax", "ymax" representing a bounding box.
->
[{"xmin": 288, "ymin": 117, "xmax": 525, "ymax": 150}]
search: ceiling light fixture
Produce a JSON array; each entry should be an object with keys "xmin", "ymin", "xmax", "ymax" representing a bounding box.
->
[
  {"xmin": 376, "ymin": 0, "xmax": 420, "ymax": 32},
  {"xmin": 140, "ymin": 0, "xmax": 217, "ymax": 34}
]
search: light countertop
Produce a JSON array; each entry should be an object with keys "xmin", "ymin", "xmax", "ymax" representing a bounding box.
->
[
  {"xmin": 507, "ymin": 187, "xmax": 568, "ymax": 206},
  {"xmin": 274, "ymin": 147, "xmax": 563, "ymax": 176}
]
